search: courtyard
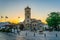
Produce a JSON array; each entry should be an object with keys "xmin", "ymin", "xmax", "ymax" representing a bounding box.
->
[{"xmin": 0, "ymin": 31, "xmax": 60, "ymax": 40}]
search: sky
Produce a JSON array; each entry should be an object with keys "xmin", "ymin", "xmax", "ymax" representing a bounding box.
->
[{"xmin": 0, "ymin": 0, "xmax": 60, "ymax": 23}]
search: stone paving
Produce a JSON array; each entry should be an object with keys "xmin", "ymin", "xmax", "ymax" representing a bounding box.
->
[{"xmin": 0, "ymin": 31, "xmax": 60, "ymax": 40}]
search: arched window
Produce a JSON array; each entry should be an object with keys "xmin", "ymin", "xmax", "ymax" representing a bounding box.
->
[
  {"xmin": 27, "ymin": 16, "xmax": 29, "ymax": 18},
  {"xmin": 27, "ymin": 20, "xmax": 29, "ymax": 22}
]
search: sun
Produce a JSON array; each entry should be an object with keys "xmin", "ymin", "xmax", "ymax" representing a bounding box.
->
[
  {"xmin": 20, "ymin": 19, "xmax": 24, "ymax": 22},
  {"xmin": 18, "ymin": 18, "xmax": 24, "ymax": 22}
]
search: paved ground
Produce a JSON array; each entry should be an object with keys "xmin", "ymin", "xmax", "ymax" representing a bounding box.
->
[{"xmin": 0, "ymin": 31, "xmax": 60, "ymax": 40}]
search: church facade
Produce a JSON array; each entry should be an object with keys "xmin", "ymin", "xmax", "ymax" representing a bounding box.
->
[{"xmin": 21, "ymin": 6, "xmax": 43, "ymax": 30}]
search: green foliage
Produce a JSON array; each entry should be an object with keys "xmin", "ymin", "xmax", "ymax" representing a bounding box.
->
[
  {"xmin": 5, "ymin": 29, "xmax": 11, "ymax": 32},
  {"xmin": 1, "ymin": 28, "xmax": 6, "ymax": 32},
  {"xmin": 46, "ymin": 12, "xmax": 60, "ymax": 30},
  {"xmin": 19, "ymin": 24, "xmax": 24, "ymax": 30}
]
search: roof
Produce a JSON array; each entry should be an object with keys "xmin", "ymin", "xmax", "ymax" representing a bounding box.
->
[
  {"xmin": 25, "ymin": 6, "xmax": 31, "ymax": 10},
  {"xmin": 31, "ymin": 19, "xmax": 41, "ymax": 23},
  {"xmin": 0, "ymin": 22, "xmax": 10, "ymax": 27}
]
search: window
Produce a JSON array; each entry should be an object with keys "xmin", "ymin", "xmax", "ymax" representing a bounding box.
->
[
  {"xmin": 35, "ymin": 24, "xmax": 36, "ymax": 26},
  {"xmin": 27, "ymin": 11, "xmax": 29, "ymax": 13},
  {"xmin": 27, "ymin": 16, "xmax": 29, "ymax": 18},
  {"xmin": 27, "ymin": 20, "xmax": 29, "ymax": 22},
  {"xmin": 33, "ymin": 24, "xmax": 36, "ymax": 26}
]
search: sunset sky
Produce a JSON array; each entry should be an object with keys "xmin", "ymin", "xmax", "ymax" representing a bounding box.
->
[{"xmin": 0, "ymin": 0, "xmax": 60, "ymax": 24}]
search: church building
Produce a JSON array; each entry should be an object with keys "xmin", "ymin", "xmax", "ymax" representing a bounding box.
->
[{"xmin": 21, "ymin": 6, "xmax": 43, "ymax": 30}]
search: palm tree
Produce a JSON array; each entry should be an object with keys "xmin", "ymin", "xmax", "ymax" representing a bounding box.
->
[
  {"xmin": 5, "ymin": 16, "xmax": 8, "ymax": 22},
  {"xmin": 18, "ymin": 17, "xmax": 20, "ymax": 19},
  {"xmin": 18, "ymin": 17, "xmax": 20, "ymax": 22},
  {"xmin": 1, "ymin": 16, "xmax": 3, "ymax": 22},
  {"xmin": 15, "ymin": 17, "xmax": 20, "ymax": 32}
]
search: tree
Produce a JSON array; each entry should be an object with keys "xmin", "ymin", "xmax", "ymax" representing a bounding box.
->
[
  {"xmin": 1, "ymin": 16, "xmax": 3, "ymax": 22},
  {"xmin": 46, "ymin": 12, "xmax": 60, "ymax": 31},
  {"xmin": 18, "ymin": 17, "xmax": 20, "ymax": 18},
  {"xmin": 5, "ymin": 16, "xmax": 8, "ymax": 22},
  {"xmin": 19, "ymin": 24, "xmax": 24, "ymax": 30}
]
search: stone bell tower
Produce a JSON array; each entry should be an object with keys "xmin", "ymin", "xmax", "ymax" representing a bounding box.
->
[{"xmin": 24, "ymin": 6, "xmax": 31, "ymax": 27}]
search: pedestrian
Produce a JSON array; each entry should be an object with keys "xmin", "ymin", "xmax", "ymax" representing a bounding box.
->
[
  {"xmin": 17, "ymin": 30, "xmax": 20, "ymax": 35},
  {"xmin": 26, "ymin": 32, "xmax": 27, "ymax": 36},
  {"xmin": 34, "ymin": 32, "xmax": 35, "ymax": 37},
  {"xmin": 44, "ymin": 33, "xmax": 46, "ymax": 37},
  {"xmin": 56, "ymin": 33, "xmax": 57, "ymax": 37}
]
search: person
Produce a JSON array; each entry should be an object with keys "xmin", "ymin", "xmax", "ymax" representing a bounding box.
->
[
  {"xmin": 44, "ymin": 33, "xmax": 46, "ymax": 37},
  {"xmin": 26, "ymin": 32, "xmax": 27, "ymax": 36},
  {"xmin": 34, "ymin": 32, "xmax": 35, "ymax": 37},
  {"xmin": 56, "ymin": 33, "xmax": 57, "ymax": 37},
  {"xmin": 17, "ymin": 30, "xmax": 20, "ymax": 35}
]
